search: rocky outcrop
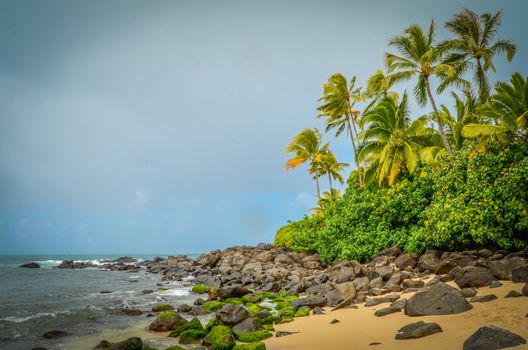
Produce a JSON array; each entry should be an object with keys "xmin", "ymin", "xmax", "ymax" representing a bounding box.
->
[
  {"xmin": 463, "ymin": 326, "xmax": 526, "ymax": 350},
  {"xmin": 405, "ymin": 282, "xmax": 472, "ymax": 316},
  {"xmin": 148, "ymin": 311, "xmax": 187, "ymax": 332},
  {"xmin": 217, "ymin": 304, "xmax": 250, "ymax": 326},
  {"xmin": 20, "ymin": 262, "xmax": 40, "ymax": 268}
]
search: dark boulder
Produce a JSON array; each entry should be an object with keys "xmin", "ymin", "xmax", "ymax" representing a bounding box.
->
[
  {"xmin": 365, "ymin": 294, "xmax": 400, "ymax": 307},
  {"xmin": 463, "ymin": 326, "xmax": 526, "ymax": 350},
  {"xmin": 435, "ymin": 254, "xmax": 474, "ymax": 274},
  {"xmin": 418, "ymin": 251, "xmax": 441, "ymax": 272},
  {"xmin": 395, "ymin": 321, "xmax": 442, "ymax": 339},
  {"xmin": 148, "ymin": 311, "xmax": 187, "ymax": 332},
  {"xmin": 217, "ymin": 304, "xmax": 250, "ymax": 326},
  {"xmin": 470, "ymin": 295, "xmax": 497, "ymax": 303},
  {"xmin": 109, "ymin": 337, "xmax": 143, "ymax": 350},
  {"xmin": 504, "ymin": 290, "xmax": 522, "ymax": 298},
  {"xmin": 41, "ymin": 330, "xmax": 67, "ymax": 339},
  {"xmin": 57, "ymin": 260, "xmax": 74, "ymax": 269},
  {"xmin": 460, "ymin": 288, "xmax": 478, "ymax": 298},
  {"xmin": 405, "ymin": 282, "xmax": 472, "ymax": 316},
  {"xmin": 454, "ymin": 266, "xmax": 494, "ymax": 288},
  {"xmin": 232, "ymin": 317, "xmax": 263, "ymax": 334},
  {"xmin": 522, "ymin": 283, "xmax": 528, "ymax": 296},
  {"xmin": 121, "ymin": 308, "xmax": 142, "ymax": 316},
  {"xmin": 512, "ymin": 264, "xmax": 528, "ymax": 283},
  {"xmin": 20, "ymin": 262, "xmax": 40, "ymax": 268},
  {"xmin": 290, "ymin": 296, "xmax": 327, "ymax": 309},
  {"xmin": 394, "ymin": 253, "xmax": 416, "ymax": 270},
  {"xmin": 374, "ymin": 306, "xmax": 401, "ymax": 317}
]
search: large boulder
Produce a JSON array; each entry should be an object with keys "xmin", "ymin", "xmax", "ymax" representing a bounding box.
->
[
  {"xmin": 325, "ymin": 282, "xmax": 356, "ymax": 307},
  {"xmin": 328, "ymin": 260, "xmax": 360, "ymax": 283},
  {"xmin": 290, "ymin": 296, "xmax": 327, "ymax": 309},
  {"xmin": 395, "ymin": 321, "xmax": 442, "ymax": 339},
  {"xmin": 148, "ymin": 311, "xmax": 187, "ymax": 332},
  {"xmin": 57, "ymin": 260, "xmax": 74, "ymax": 269},
  {"xmin": 110, "ymin": 337, "xmax": 143, "ymax": 350},
  {"xmin": 20, "ymin": 262, "xmax": 40, "ymax": 268},
  {"xmin": 435, "ymin": 254, "xmax": 474, "ymax": 274},
  {"xmin": 418, "ymin": 251, "xmax": 441, "ymax": 272},
  {"xmin": 454, "ymin": 266, "xmax": 494, "ymax": 288},
  {"xmin": 463, "ymin": 326, "xmax": 526, "ymax": 350},
  {"xmin": 478, "ymin": 258, "xmax": 527, "ymax": 280},
  {"xmin": 217, "ymin": 304, "xmax": 250, "ymax": 326},
  {"xmin": 394, "ymin": 254, "xmax": 416, "ymax": 270},
  {"xmin": 405, "ymin": 282, "xmax": 473, "ymax": 316},
  {"xmin": 512, "ymin": 264, "xmax": 528, "ymax": 283},
  {"xmin": 232, "ymin": 318, "xmax": 263, "ymax": 334}
]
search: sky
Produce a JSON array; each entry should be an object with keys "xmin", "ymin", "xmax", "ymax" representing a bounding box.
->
[{"xmin": 0, "ymin": 0, "xmax": 526, "ymax": 254}]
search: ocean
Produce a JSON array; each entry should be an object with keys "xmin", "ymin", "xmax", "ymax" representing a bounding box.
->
[{"xmin": 0, "ymin": 255, "xmax": 202, "ymax": 350}]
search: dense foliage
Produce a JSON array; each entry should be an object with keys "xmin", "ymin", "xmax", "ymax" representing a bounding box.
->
[{"xmin": 276, "ymin": 8, "xmax": 527, "ymax": 263}]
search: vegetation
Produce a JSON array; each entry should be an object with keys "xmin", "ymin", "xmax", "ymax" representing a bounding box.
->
[
  {"xmin": 278, "ymin": 8, "xmax": 527, "ymax": 263},
  {"xmin": 236, "ymin": 330, "xmax": 273, "ymax": 343},
  {"xmin": 191, "ymin": 285, "xmax": 211, "ymax": 294}
]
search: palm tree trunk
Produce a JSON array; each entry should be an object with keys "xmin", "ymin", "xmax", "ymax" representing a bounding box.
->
[
  {"xmin": 315, "ymin": 176, "xmax": 321, "ymax": 200},
  {"xmin": 476, "ymin": 58, "xmax": 489, "ymax": 102},
  {"xmin": 328, "ymin": 174, "xmax": 333, "ymax": 191},
  {"xmin": 425, "ymin": 77, "xmax": 452, "ymax": 153},
  {"xmin": 345, "ymin": 116, "xmax": 364, "ymax": 187}
]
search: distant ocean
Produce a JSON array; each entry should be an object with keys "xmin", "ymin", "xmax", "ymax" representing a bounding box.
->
[{"xmin": 0, "ymin": 254, "xmax": 200, "ymax": 350}]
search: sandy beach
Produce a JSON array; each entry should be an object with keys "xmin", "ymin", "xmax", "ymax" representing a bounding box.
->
[{"xmin": 266, "ymin": 281, "xmax": 528, "ymax": 350}]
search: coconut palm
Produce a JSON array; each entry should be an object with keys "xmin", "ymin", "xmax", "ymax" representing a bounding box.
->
[
  {"xmin": 443, "ymin": 9, "xmax": 516, "ymax": 102},
  {"xmin": 385, "ymin": 21, "xmax": 468, "ymax": 153},
  {"xmin": 462, "ymin": 72, "xmax": 528, "ymax": 144},
  {"xmin": 310, "ymin": 188, "xmax": 342, "ymax": 216},
  {"xmin": 359, "ymin": 93, "xmax": 440, "ymax": 186},
  {"xmin": 284, "ymin": 128, "xmax": 329, "ymax": 199},
  {"xmin": 317, "ymin": 73, "xmax": 364, "ymax": 186},
  {"xmin": 316, "ymin": 150, "xmax": 349, "ymax": 190},
  {"xmin": 441, "ymin": 90, "xmax": 480, "ymax": 150}
]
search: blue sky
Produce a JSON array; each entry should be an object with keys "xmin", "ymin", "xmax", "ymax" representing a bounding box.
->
[{"xmin": 0, "ymin": 0, "xmax": 526, "ymax": 254}]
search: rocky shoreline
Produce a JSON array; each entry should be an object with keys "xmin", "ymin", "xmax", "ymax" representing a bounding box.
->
[{"xmin": 32, "ymin": 245, "xmax": 528, "ymax": 350}]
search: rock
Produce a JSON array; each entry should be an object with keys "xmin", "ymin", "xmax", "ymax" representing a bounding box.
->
[
  {"xmin": 489, "ymin": 280, "xmax": 503, "ymax": 288},
  {"xmin": 330, "ymin": 296, "xmax": 354, "ymax": 311},
  {"xmin": 405, "ymin": 282, "xmax": 472, "ymax": 316},
  {"xmin": 504, "ymin": 290, "xmax": 522, "ymax": 298},
  {"xmin": 523, "ymin": 283, "xmax": 528, "ymax": 296},
  {"xmin": 369, "ymin": 342, "xmax": 381, "ymax": 346},
  {"xmin": 463, "ymin": 326, "xmax": 526, "ymax": 350},
  {"xmin": 217, "ymin": 304, "xmax": 250, "ymax": 326},
  {"xmin": 177, "ymin": 304, "xmax": 192, "ymax": 313},
  {"xmin": 330, "ymin": 319, "xmax": 340, "ymax": 324},
  {"xmin": 480, "ymin": 258, "xmax": 526, "ymax": 280},
  {"xmin": 369, "ymin": 277, "xmax": 383, "ymax": 289},
  {"xmin": 373, "ymin": 247, "xmax": 401, "ymax": 259},
  {"xmin": 402, "ymin": 280, "xmax": 424, "ymax": 289},
  {"xmin": 454, "ymin": 266, "xmax": 494, "ymax": 288},
  {"xmin": 57, "ymin": 260, "xmax": 74, "ymax": 269},
  {"xmin": 141, "ymin": 289, "xmax": 154, "ymax": 295},
  {"xmin": 93, "ymin": 340, "xmax": 111, "ymax": 349},
  {"xmin": 121, "ymin": 308, "xmax": 142, "ymax": 316},
  {"xmin": 312, "ymin": 306, "xmax": 325, "ymax": 315},
  {"xmin": 390, "ymin": 298, "xmax": 407, "ymax": 310},
  {"xmin": 394, "ymin": 253, "xmax": 416, "ymax": 270},
  {"xmin": 435, "ymin": 254, "xmax": 474, "ymax": 274},
  {"xmin": 290, "ymin": 296, "xmax": 327, "ymax": 309},
  {"xmin": 274, "ymin": 254, "xmax": 294, "ymax": 265},
  {"xmin": 334, "ymin": 282, "xmax": 357, "ymax": 299},
  {"xmin": 110, "ymin": 337, "xmax": 143, "ymax": 350},
  {"xmin": 20, "ymin": 262, "xmax": 40, "ymax": 268},
  {"xmin": 365, "ymin": 294, "xmax": 400, "ymax": 307},
  {"xmin": 194, "ymin": 298, "xmax": 206, "ymax": 305},
  {"xmin": 374, "ymin": 306, "xmax": 401, "ymax": 317},
  {"xmin": 375, "ymin": 266, "xmax": 394, "ymax": 280},
  {"xmin": 99, "ymin": 290, "xmax": 113, "ymax": 294},
  {"xmin": 352, "ymin": 276, "xmax": 370, "ymax": 291},
  {"xmin": 148, "ymin": 311, "xmax": 187, "ymax": 332},
  {"xmin": 460, "ymin": 288, "xmax": 478, "ymax": 298},
  {"xmin": 512, "ymin": 264, "xmax": 528, "ymax": 283},
  {"xmin": 478, "ymin": 249, "xmax": 494, "ymax": 258},
  {"xmin": 395, "ymin": 321, "xmax": 442, "ymax": 339},
  {"xmin": 220, "ymin": 285, "xmax": 250, "ymax": 298},
  {"xmin": 232, "ymin": 318, "xmax": 262, "ymax": 334},
  {"xmin": 41, "ymin": 330, "xmax": 67, "ymax": 339},
  {"xmin": 418, "ymin": 251, "xmax": 441, "ymax": 272},
  {"xmin": 470, "ymin": 295, "xmax": 498, "ymax": 303},
  {"xmin": 276, "ymin": 331, "xmax": 299, "ymax": 337},
  {"xmin": 152, "ymin": 304, "xmax": 174, "ymax": 312}
]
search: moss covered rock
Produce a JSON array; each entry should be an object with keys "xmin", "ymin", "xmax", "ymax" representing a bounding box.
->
[
  {"xmin": 179, "ymin": 329, "xmax": 208, "ymax": 344},
  {"xmin": 164, "ymin": 346, "xmax": 185, "ymax": 350},
  {"xmin": 152, "ymin": 304, "xmax": 174, "ymax": 312},
  {"xmin": 278, "ymin": 306, "xmax": 297, "ymax": 318},
  {"xmin": 169, "ymin": 317, "xmax": 204, "ymax": 337},
  {"xmin": 108, "ymin": 337, "xmax": 143, "ymax": 350},
  {"xmin": 205, "ymin": 317, "xmax": 219, "ymax": 331},
  {"xmin": 236, "ymin": 330, "xmax": 272, "ymax": 343},
  {"xmin": 233, "ymin": 342, "xmax": 266, "ymax": 350},
  {"xmin": 241, "ymin": 294, "xmax": 261, "ymax": 303},
  {"xmin": 203, "ymin": 301, "xmax": 224, "ymax": 313},
  {"xmin": 294, "ymin": 306, "xmax": 310, "ymax": 317},
  {"xmin": 191, "ymin": 285, "xmax": 211, "ymax": 294},
  {"xmin": 224, "ymin": 298, "xmax": 243, "ymax": 305},
  {"xmin": 149, "ymin": 311, "xmax": 187, "ymax": 332},
  {"xmin": 204, "ymin": 325, "xmax": 236, "ymax": 350}
]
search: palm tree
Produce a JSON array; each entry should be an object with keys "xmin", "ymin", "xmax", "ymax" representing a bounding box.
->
[
  {"xmin": 317, "ymin": 73, "xmax": 364, "ymax": 186},
  {"xmin": 462, "ymin": 72, "xmax": 528, "ymax": 144},
  {"xmin": 310, "ymin": 188, "xmax": 342, "ymax": 216},
  {"xmin": 441, "ymin": 90, "xmax": 480, "ymax": 150},
  {"xmin": 385, "ymin": 21, "xmax": 468, "ymax": 153},
  {"xmin": 284, "ymin": 128, "xmax": 329, "ymax": 199},
  {"xmin": 358, "ymin": 93, "xmax": 440, "ymax": 186},
  {"xmin": 443, "ymin": 9, "xmax": 516, "ymax": 102},
  {"xmin": 316, "ymin": 150, "xmax": 349, "ymax": 190}
]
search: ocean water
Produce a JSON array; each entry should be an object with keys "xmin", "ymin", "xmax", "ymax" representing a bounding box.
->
[{"xmin": 0, "ymin": 255, "xmax": 201, "ymax": 350}]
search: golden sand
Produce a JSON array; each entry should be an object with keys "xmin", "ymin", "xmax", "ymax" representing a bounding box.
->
[{"xmin": 265, "ymin": 281, "xmax": 528, "ymax": 350}]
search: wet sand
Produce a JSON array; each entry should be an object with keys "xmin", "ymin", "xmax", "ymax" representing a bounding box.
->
[{"xmin": 266, "ymin": 281, "xmax": 528, "ymax": 350}]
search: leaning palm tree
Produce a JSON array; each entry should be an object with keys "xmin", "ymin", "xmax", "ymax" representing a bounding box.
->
[
  {"xmin": 443, "ymin": 9, "xmax": 516, "ymax": 102},
  {"xmin": 462, "ymin": 72, "xmax": 528, "ymax": 144},
  {"xmin": 317, "ymin": 73, "xmax": 364, "ymax": 186},
  {"xmin": 359, "ymin": 93, "xmax": 440, "ymax": 186},
  {"xmin": 385, "ymin": 21, "xmax": 468, "ymax": 153},
  {"xmin": 316, "ymin": 150, "xmax": 349, "ymax": 190},
  {"xmin": 284, "ymin": 128, "xmax": 328, "ymax": 199}
]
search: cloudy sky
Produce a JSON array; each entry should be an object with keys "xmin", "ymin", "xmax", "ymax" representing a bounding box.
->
[{"xmin": 0, "ymin": 0, "xmax": 526, "ymax": 254}]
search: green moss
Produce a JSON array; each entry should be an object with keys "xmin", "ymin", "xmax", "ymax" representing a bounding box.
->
[
  {"xmin": 143, "ymin": 346, "xmax": 158, "ymax": 350},
  {"xmin": 203, "ymin": 301, "xmax": 224, "ymax": 313},
  {"xmin": 152, "ymin": 304, "xmax": 174, "ymax": 312},
  {"xmin": 108, "ymin": 337, "xmax": 143, "ymax": 350},
  {"xmin": 236, "ymin": 330, "xmax": 273, "ymax": 343},
  {"xmin": 274, "ymin": 301, "xmax": 288, "ymax": 310},
  {"xmin": 224, "ymin": 298, "xmax": 243, "ymax": 305},
  {"xmin": 191, "ymin": 285, "xmax": 211, "ymax": 294},
  {"xmin": 164, "ymin": 346, "xmax": 185, "ymax": 350},
  {"xmin": 245, "ymin": 303, "xmax": 261, "ymax": 315},
  {"xmin": 169, "ymin": 317, "xmax": 203, "ymax": 337},
  {"xmin": 205, "ymin": 317, "xmax": 219, "ymax": 332},
  {"xmin": 179, "ymin": 329, "xmax": 208, "ymax": 344},
  {"xmin": 233, "ymin": 342, "xmax": 266, "ymax": 350},
  {"xmin": 276, "ymin": 317, "xmax": 294, "ymax": 324},
  {"xmin": 262, "ymin": 324, "xmax": 274, "ymax": 331},
  {"xmin": 158, "ymin": 311, "xmax": 177, "ymax": 322},
  {"xmin": 283, "ymin": 295, "xmax": 298, "ymax": 302},
  {"xmin": 278, "ymin": 306, "xmax": 297, "ymax": 318},
  {"xmin": 204, "ymin": 325, "xmax": 235, "ymax": 350},
  {"xmin": 294, "ymin": 306, "xmax": 310, "ymax": 317},
  {"xmin": 241, "ymin": 294, "xmax": 261, "ymax": 303}
]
